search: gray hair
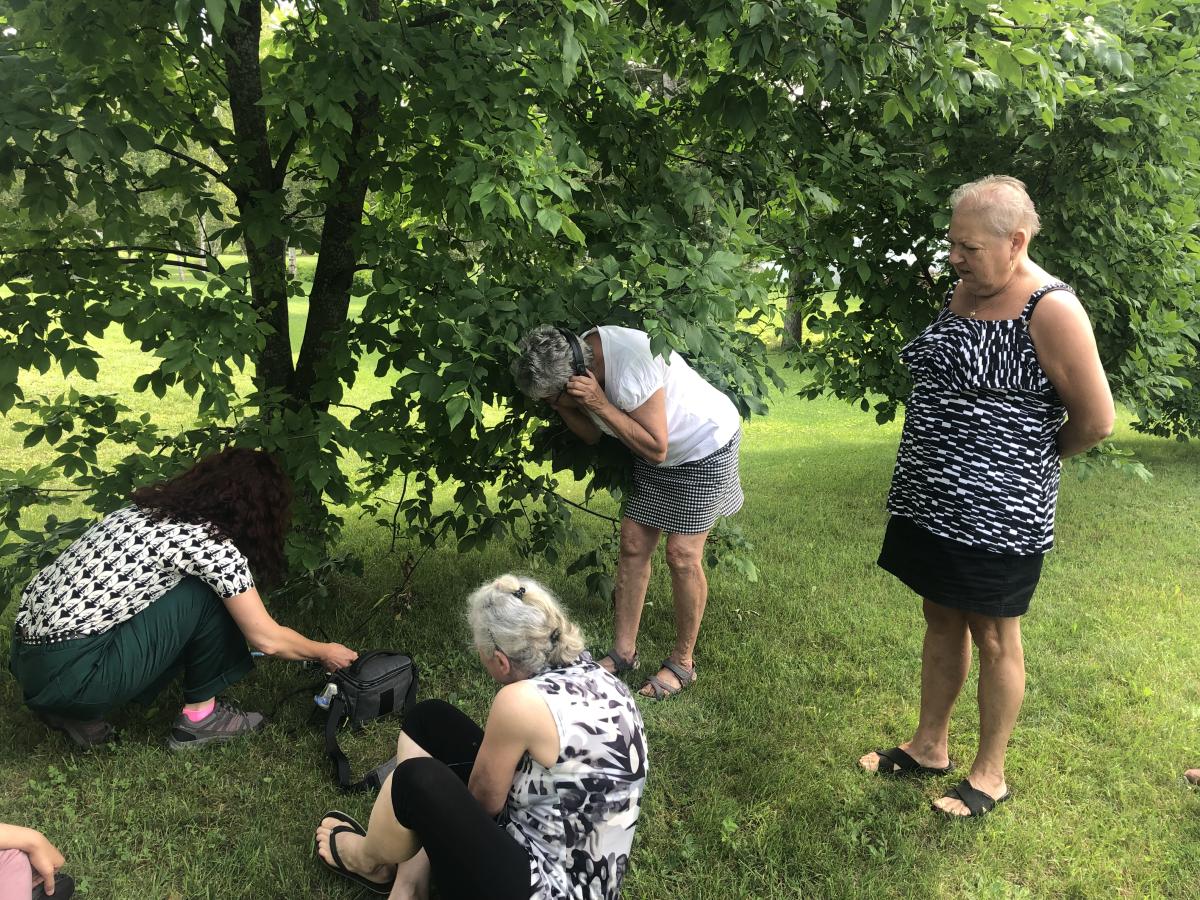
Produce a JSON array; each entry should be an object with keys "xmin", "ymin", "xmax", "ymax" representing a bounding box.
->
[
  {"xmin": 511, "ymin": 325, "xmax": 595, "ymax": 401},
  {"xmin": 949, "ymin": 175, "xmax": 1041, "ymax": 239},
  {"xmin": 467, "ymin": 574, "xmax": 586, "ymax": 674}
]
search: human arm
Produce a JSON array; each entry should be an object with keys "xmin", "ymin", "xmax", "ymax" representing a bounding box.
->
[
  {"xmin": 565, "ymin": 371, "xmax": 669, "ymax": 464},
  {"xmin": 547, "ymin": 393, "xmax": 604, "ymax": 445},
  {"xmin": 223, "ymin": 587, "xmax": 357, "ymax": 671},
  {"xmin": 1029, "ymin": 291, "xmax": 1116, "ymax": 458},
  {"xmin": 468, "ymin": 682, "xmax": 559, "ymax": 817},
  {"xmin": 0, "ymin": 824, "xmax": 63, "ymax": 891}
]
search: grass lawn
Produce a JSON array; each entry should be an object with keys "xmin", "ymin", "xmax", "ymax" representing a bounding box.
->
[{"xmin": 1, "ymin": 307, "xmax": 1199, "ymax": 897}]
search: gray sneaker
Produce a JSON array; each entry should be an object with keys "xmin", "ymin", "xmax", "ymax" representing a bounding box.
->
[
  {"xmin": 167, "ymin": 699, "xmax": 266, "ymax": 750},
  {"xmin": 37, "ymin": 712, "xmax": 116, "ymax": 749}
]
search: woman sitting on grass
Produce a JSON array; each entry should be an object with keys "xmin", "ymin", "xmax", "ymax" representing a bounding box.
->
[
  {"xmin": 314, "ymin": 574, "xmax": 648, "ymax": 900},
  {"xmin": 0, "ymin": 823, "xmax": 72, "ymax": 899},
  {"xmin": 9, "ymin": 448, "xmax": 357, "ymax": 750}
]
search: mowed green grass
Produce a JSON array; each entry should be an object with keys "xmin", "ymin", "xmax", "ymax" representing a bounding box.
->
[{"xmin": 1, "ymin": 292, "xmax": 1199, "ymax": 898}]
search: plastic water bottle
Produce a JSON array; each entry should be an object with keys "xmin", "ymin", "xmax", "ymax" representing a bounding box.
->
[{"xmin": 314, "ymin": 682, "xmax": 338, "ymax": 709}]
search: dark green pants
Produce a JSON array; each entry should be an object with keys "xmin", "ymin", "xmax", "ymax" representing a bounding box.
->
[{"xmin": 10, "ymin": 576, "xmax": 254, "ymax": 719}]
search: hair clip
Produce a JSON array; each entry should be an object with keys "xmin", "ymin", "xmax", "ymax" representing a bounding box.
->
[{"xmin": 512, "ymin": 586, "xmax": 526, "ymax": 599}]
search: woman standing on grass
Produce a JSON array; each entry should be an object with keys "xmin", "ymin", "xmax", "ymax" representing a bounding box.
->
[
  {"xmin": 858, "ymin": 176, "xmax": 1115, "ymax": 817},
  {"xmin": 9, "ymin": 448, "xmax": 357, "ymax": 750},
  {"xmin": 511, "ymin": 324, "xmax": 743, "ymax": 700},
  {"xmin": 314, "ymin": 574, "xmax": 647, "ymax": 900}
]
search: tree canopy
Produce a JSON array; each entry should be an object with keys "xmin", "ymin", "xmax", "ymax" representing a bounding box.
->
[{"xmin": 1, "ymin": 0, "xmax": 1197, "ymax": 596}]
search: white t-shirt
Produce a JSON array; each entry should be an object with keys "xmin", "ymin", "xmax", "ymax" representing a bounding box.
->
[{"xmin": 583, "ymin": 326, "xmax": 740, "ymax": 467}]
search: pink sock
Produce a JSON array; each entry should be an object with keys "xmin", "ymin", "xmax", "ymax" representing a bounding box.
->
[{"xmin": 182, "ymin": 699, "xmax": 216, "ymax": 722}]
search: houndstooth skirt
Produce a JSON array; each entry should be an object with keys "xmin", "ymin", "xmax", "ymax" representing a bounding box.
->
[{"xmin": 624, "ymin": 431, "xmax": 743, "ymax": 534}]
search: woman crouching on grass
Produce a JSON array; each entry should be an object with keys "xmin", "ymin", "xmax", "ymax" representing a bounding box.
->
[
  {"xmin": 9, "ymin": 448, "xmax": 357, "ymax": 750},
  {"xmin": 314, "ymin": 574, "xmax": 648, "ymax": 900}
]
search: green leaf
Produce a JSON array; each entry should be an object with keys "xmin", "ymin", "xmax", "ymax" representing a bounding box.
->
[
  {"xmin": 559, "ymin": 215, "xmax": 585, "ymax": 245},
  {"xmin": 536, "ymin": 208, "xmax": 562, "ymax": 236},
  {"xmin": 446, "ymin": 396, "xmax": 469, "ymax": 429},
  {"xmin": 863, "ymin": 0, "xmax": 891, "ymax": 39},
  {"xmin": 65, "ymin": 131, "xmax": 95, "ymax": 165},
  {"xmin": 205, "ymin": 0, "xmax": 226, "ymax": 36},
  {"xmin": 319, "ymin": 151, "xmax": 339, "ymax": 179},
  {"xmin": 1094, "ymin": 116, "xmax": 1133, "ymax": 134}
]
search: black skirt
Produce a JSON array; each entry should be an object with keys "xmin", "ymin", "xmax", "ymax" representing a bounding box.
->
[{"xmin": 877, "ymin": 515, "xmax": 1044, "ymax": 617}]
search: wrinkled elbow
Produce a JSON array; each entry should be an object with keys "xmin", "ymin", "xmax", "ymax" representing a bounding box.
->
[
  {"xmin": 648, "ymin": 446, "xmax": 668, "ymax": 465},
  {"xmin": 1093, "ymin": 409, "xmax": 1116, "ymax": 443}
]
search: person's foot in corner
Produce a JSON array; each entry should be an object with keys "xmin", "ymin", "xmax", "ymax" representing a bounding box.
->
[
  {"xmin": 1185, "ymin": 768, "xmax": 1200, "ymax": 785},
  {"xmin": 167, "ymin": 699, "xmax": 265, "ymax": 750}
]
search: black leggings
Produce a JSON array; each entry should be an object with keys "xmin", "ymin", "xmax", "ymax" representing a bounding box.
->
[{"xmin": 393, "ymin": 699, "xmax": 532, "ymax": 900}]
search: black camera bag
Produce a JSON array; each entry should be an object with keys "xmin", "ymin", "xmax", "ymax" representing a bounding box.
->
[{"xmin": 323, "ymin": 650, "xmax": 418, "ymax": 792}]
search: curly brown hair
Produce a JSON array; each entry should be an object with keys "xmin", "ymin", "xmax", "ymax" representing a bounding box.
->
[{"xmin": 131, "ymin": 448, "xmax": 293, "ymax": 585}]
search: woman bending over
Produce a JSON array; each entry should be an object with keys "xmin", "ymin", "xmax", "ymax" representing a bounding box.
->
[{"xmin": 10, "ymin": 448, "xmax": 357, "ymax": 749}]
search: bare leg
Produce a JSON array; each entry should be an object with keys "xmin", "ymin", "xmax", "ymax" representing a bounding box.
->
[
  {"xmin": 599, "ymin": 517, "xmax": 660, "ymax": 673},
  {"xmin": 637, "ymin": 530, "xmax": 708, "ymax": 694},
  {"xmin": 934, "ymin": 613, "xmax": 1022, "ymax": 814},
  {"xmin": 860, "ymin": 599, "xmax": 970, "ymax": 772},
  {"xmin": 314, "ymin": 731, "xmax": 435, "ymax": 884}
]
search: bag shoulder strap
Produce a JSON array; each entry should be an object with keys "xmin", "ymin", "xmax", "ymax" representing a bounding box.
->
[{"xmin": 325, "ymin": 695, "xmax": 402, "ymax": 793}]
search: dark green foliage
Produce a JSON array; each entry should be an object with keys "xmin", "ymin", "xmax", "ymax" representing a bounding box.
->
[{"xmin": 0, "ymin": 0, "xmax": 1196, "ymax": 598}]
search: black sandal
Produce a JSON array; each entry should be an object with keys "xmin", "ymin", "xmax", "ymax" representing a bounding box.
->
[
  {"xmin": 934, "ymin": 779, "xmax": 1012, "ymax": 818},
  {"xmin": 870, "ymin": 746, "xmax": 955, "ymax": 777},
  {"xmin": 316, "ymin": 816, "xmax": 395, "ymax": 895}
]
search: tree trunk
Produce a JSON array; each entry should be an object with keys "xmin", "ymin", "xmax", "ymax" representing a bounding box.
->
[
  {"xmin": 290, "ymin": 0, "xmax": 381, "ymax": 406},
  {"xmin": 782, "ymin": 264, "xmax": 807, "ymax": 349},
  {"xmin": 222, "ymin": 2, "xmax": 294, "ymax": 395}
]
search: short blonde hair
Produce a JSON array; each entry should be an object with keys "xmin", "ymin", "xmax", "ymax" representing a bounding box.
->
[
  {"xmin": 949, "ymin": 175, "xmax": 1041, "ymax": 239},
  {"xmin": 467, "ymin": 574, "xmax": 586, "ymax": 674}
]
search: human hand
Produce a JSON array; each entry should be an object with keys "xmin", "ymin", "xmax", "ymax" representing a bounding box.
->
[
  {"xmin": 26, "ymin": 831, "xmax": 64, "ymax": 894},
  {"xmin": 320, "ymin": 643, "xmax": 359, "ymax": 673},
  {"xmin": 564, "ymin": 370, "xmax": 607, "ymax": 413}
]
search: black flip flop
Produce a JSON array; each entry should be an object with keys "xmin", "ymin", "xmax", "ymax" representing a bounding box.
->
[
  {"xmin": 316, "ymin": 821, "xmax": 394, "ymax": 895},
  {"xmin": 934, "ymin": 778, "xmax": 1012, "ymax": 818},
  {"xmin": 321, "ymin": 809, "xmax": 367, "ymax": 834},
  {"xmin": 871, "ymin": 746, "xmax": 955, "ymax": 777}
]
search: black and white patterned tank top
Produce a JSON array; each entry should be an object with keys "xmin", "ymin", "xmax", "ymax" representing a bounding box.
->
[
  {"xmin": 887, "ymin": 283, "xmax": 1070, "ymax": 556},
  {"xmin": 505, "ymin": 654, "xmax": 647, "ymax": 900}
]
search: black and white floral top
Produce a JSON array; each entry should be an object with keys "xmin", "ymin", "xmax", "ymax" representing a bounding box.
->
[
  {"xmin": 15, "ymin": 505, "xmax": 254, "ymax": 643},
  {"xmin": 507, "ymin": 654, "xmax": 648, "ymax": 900}
]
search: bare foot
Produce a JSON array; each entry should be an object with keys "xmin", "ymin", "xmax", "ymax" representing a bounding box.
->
[
  {"xmin": 314, "ymin": 816, "xmax": 395, "ymax": 888},
  {"xmin": 1185, "ymin": 768, "xmax": 1200, "ymax": 785},
  {"xmin": 932, "ymin": 775, "xmax": 1008, "ymax": 817},
  {"xmin": 858, "ymin": 742, "xmax": 950, "ymax": 773}
]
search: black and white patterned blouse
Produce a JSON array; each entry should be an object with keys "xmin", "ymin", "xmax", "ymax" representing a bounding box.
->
[
  {"xmin": 506, "ymin": 654, "xmax": 647, "ymax": 900},
  {"xmin": 15, "ymin": 505, "xmax": 254, "ymax": 643},
  {"xmin": 887, "ymin": 283, "xmax": 1070, "ymax": 556}
]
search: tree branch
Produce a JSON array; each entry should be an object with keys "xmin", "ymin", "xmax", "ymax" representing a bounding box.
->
[{"xmin": 153, "ymin": 143, "xmax": 229, "ymax": 186}]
